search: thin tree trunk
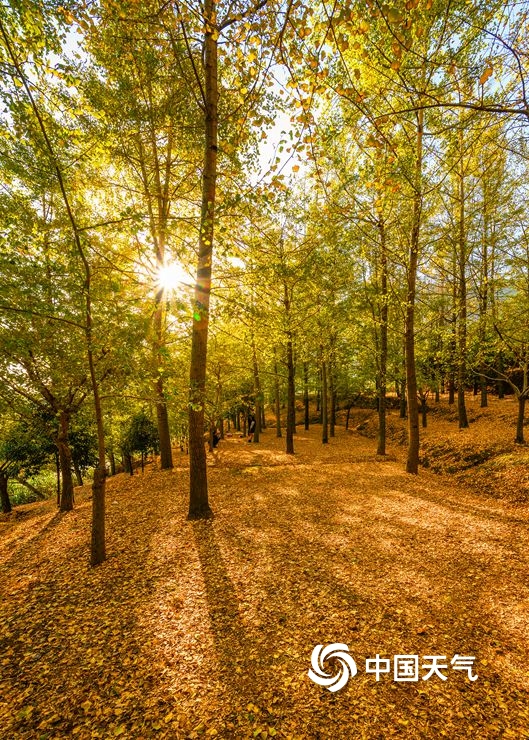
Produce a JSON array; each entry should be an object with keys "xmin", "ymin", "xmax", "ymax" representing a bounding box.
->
[
  {"xmin": 252, "ymin": 340, "xmax": 261, "ymax": 444},
  {"xmin": 377, "ymin": 218, "xmax": 388, "ymax": 455},
  {"xmin": 57, "ymin": 411, "xmax": 74, "ymax": 512},
  {"xmin": 329, "ymin": 351, "xmax": 336, "ymax": 438},
  {"xmin": 73, "ymin": 461, "xmax": 83, "ymax": 487},
  {"xmin": 516, "ymin": 395, "xmax": 526, "ymax": 444},
  {"xmin": 188, "ymin": 1, "xmax": 217, "ymax": 519},
  {"xmin": 399, "ymin": 379, "xmax": 407, "ymax": 419},
  {"xmin": 405, "ymin": 106, "xmax": 423, "ymax": 475},
  {"xmin": 15, "ymin": 478, "xmax": 45, "ymax": 499},
  {"xmin": 457, "ymin": 128, "xmax": 469, "ymax": 430},
  {"xmin": 321, "ymin": 350, "xmax": 328, "ymax": 445},
  {"xmin": 155, "ymin": 372, "xmax": 173, "ymax": 469},
  {"xmin": 55, "ymin": 450, "xmax": 60, "ymax": 507},
  {"xmin": 303, "ymin": 362, "xmax": 310, "ymax": 430},
  {"xmin": 274, "ymin": 360, "xmax": 282, "ymax": 438},
  {"xmin": 109, "ymin": 449, "xmax": 116, "ymax": 477},
  {"xmin": 421, "ymin": 397, "xmax": 427, "ymax": 428},
  {"xmin": 480, "ymin": 165, "xmax": 489, "ymax": 408},
  {"xmin": 286, "ymin": 335, "xmax": 295, "ymax": 455}
]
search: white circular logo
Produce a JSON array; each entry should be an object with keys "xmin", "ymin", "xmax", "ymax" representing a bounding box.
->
[{"xmin": 308, "ymin": 643, "xmax": 357, "ymax": 692}]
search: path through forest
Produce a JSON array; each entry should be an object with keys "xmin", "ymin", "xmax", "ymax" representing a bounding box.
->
[{"xmin": 1, "ymin": 427, "xmax": 529, "ymax": 738}]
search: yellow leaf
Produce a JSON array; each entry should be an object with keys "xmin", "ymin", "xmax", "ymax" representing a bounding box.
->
[
  {"xmin": 479, "ymin": 65, "xmax": 493, "ymax": 85},
  {"xmin": 292, "ymin": 165, "xmax": 300, "ymax": 172}
]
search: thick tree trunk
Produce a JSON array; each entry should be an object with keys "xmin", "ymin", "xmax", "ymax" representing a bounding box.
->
[
  {"xmin": 405, "ymin": 107, "xmax": 423, "ymax": 475},
  {"xmin": 57, "ymin": 411, "xmax": 74, "ymax": 512},
  {"xmin": 188, "ymin": 2, "xmax": 217, "ymax": 519},
  {"xmin": 0, "ymin": 473, "xmax": 11, "ymax": 514}
]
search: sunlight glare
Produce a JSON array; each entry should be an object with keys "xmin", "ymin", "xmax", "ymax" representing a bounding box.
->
[{"xmin": 157, "ymin": 262, "xmax": 191, "ymax": 292}]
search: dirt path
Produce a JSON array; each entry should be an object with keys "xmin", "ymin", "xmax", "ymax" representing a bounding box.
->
[{"xmin": 1, "ymin": 426, "xmax": 529, "ymax": 738}]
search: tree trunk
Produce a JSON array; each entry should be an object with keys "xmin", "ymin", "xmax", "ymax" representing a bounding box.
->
[
  {"xmin": 399, "ymin": 380, "xmax": 407, "ymax": 419},
  {"xmin": 155, "ymin": 376, "xmax": 173, "ymax": 469},
  {"xmin": 109, "ymin": 449, "xmax": 116, "ymax": 477},
  {"xmin": 15, "ymin": 478, "xmax": 45, "ymax": 499},
  {"xmin": 456, "ymin": 129, "xmax": 469, "ymax": 430},
  {"xmin": 421, "ymin": 398, "xmax": 427, "ymax": 428},
  {"xmin": 321, "ymin": 351, "xmax": 328, "ymax": 445},
  {"xmin": 188, "ymin": 2, "xmax": 217, "ymax": 519},
  {"xmin": 73, "ymin": 460, "xmax": 83, "ymax": 487},
  {"xmin": 252, "ymin": 340, "xmax": 261, "ymax": 444},
  {"xmin": 329, "ymin": 354, "xmax": 336, "ymax": 438},
  {"xmin": 274, "ymin": 360, "xmax": 282, "ymax": 438},
  {"xmin": 480, "ymin": 375, "xmax": 488, "ymax": 408},
  {"xmin": 515, "ymin": 395, "xmax": 526, "ymax": 444},
  {"xmin": 55, "ymin": 450, "xmax": 60, "ymax": 508},
  {"xmin": 479, "ymin": 174, "xmax": 489, "ymax": 409},
  {"xmin": 57, "ymin": 411, "xmax": 74, "ymax": 512},
  {"xmin": 0, "ymin": 473, "xmax": 11, "ymax": 514},
  {"xmin": 405, "ymin": 106, "xmax": 423, "ymax": 475},
  {"xmin": 286, "ymin": 335, "xmax": 295, "ymax": 455},
  {"xmin": 303, "ymin": 361, "xmax": 310, "ymax": 430},
  {"xmin": 448, "ymin": 375, "xmax": 455, "ymax": 405},
  {"xmin": 377, "ymin": 218, "xmax": 388, "ymax": 456}
]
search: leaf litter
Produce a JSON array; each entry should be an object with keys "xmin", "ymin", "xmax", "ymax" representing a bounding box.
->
[{"xmin": 1, "ymin": 408, "xmax": 529, "ymax": 738}]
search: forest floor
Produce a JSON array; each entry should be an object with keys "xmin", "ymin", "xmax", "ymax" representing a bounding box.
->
[{"xmin": 1, "ymin": 396, "xmax": 529, "ymax": 739}]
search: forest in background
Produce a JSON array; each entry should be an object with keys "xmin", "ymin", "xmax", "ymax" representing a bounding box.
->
[{"xmin": 2, "ymin": 0, "xmax": 529, "ymax": 567}]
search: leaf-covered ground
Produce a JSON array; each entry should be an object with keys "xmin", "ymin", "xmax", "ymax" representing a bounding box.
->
[{"xmin": 1, "ymin": 416, "xmax": 529, "ymax": 738}]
